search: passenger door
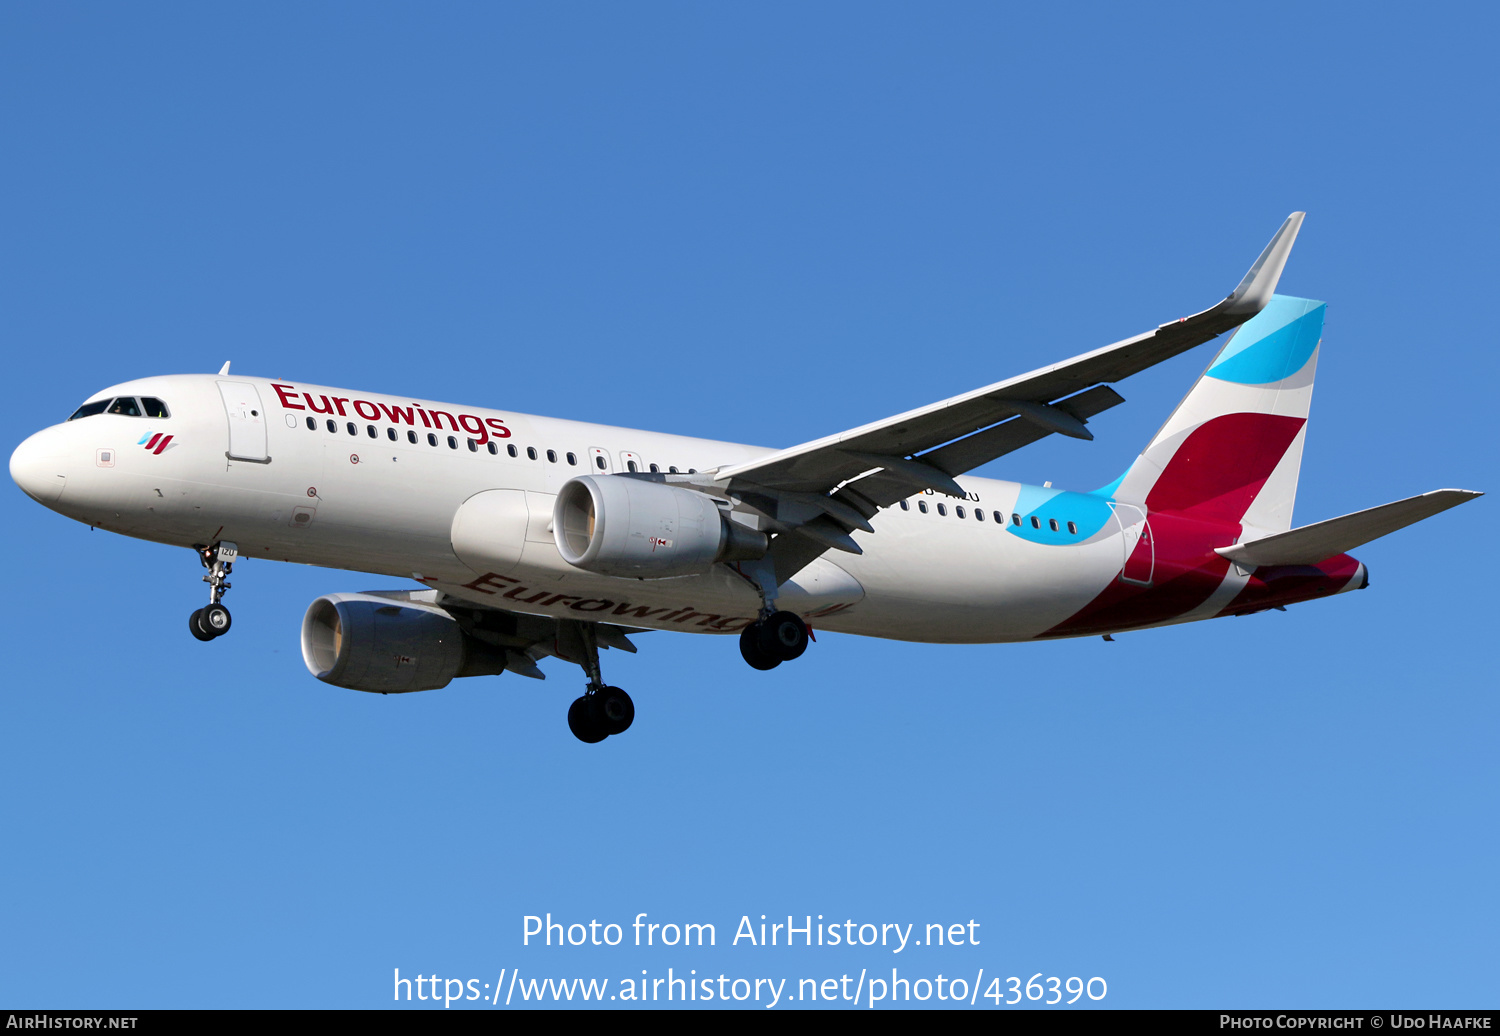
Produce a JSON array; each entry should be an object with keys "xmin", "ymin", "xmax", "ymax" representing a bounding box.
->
[{"xmin": 217, "ymin": 381, "xmax": 270, "ymax": 462}]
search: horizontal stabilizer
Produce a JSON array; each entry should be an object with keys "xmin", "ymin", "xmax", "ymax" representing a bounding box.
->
[{"xmin": 1216, "ymin": 489, "xmax": 1483, "ymax": 567}]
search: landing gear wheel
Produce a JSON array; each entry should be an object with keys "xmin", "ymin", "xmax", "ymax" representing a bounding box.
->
[
  {"xmin": 568, "ymin": 696, "xmax": 609, "ymax": 744},
  {"xmin": 757, "ymin": 611, "xmax": 808, "ymax": 661},
  {"xmin": 190, "ymin": 543, "xmax": 238, "ymax": 640},
  {"xmin": 188, "ymin": 608, "xmax": 216, "ymax": 642},
  {"xmin": 595, "ymin": 686, "xmax": 635, "ymax": 735},
  {"xmin": 201, "ymin": 603, "xmax": 232, "ymax": 637},
  {"xmin": 740, "ymin": 624, "xmax": 781, "ymax": 670}
]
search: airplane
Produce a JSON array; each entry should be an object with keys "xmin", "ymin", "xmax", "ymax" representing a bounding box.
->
[{"xmin": 9, "ymin": 213, "xmax": 1482, "ymax": 743}]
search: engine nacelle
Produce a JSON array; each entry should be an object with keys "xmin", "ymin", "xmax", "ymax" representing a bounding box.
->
[
  {"xmin": 553, "ymin": 475, "xmax": 767, "ymax": 578},
  {"xmin": 301, "ymin": 593, "xmax": 507, "ymax": 693}
]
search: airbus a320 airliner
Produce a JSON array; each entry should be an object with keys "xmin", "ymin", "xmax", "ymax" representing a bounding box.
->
[{"xmin": 10, "ymin": 214, "xmax": 1481, "ymax": 742}]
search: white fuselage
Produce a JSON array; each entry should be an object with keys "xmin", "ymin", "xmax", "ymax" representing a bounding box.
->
[{"xmin": 13, "ymin": 373, "xmax": 1152, "ymax": 643}]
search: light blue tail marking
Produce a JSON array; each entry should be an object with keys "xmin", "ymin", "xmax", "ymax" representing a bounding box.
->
[{"xmin": 1206, "ymin": 295, "xmax": 1325, "ymax": 386}]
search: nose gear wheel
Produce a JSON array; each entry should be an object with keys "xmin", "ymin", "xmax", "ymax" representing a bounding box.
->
[{"xmin": 188, "ymin": 542, "xmax": 238, "ymax": 641}]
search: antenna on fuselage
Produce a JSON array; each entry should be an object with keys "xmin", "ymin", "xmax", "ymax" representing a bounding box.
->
[{"xmin": 218, "ymin": 361, "xmax": 231, "ymax": 375}]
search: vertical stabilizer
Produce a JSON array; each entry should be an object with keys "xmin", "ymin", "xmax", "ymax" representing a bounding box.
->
[{"xmin": 1109, "ymin": 294, "xmax": 1325, "ymax": 534}]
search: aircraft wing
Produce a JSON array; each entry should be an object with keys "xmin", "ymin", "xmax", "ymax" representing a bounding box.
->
[
  {"xmin": 358, "ymin": 587, "xmax": 645, "ymax": 680},
  {"xmin": 708, "ymin": 214, "xmax": 1306, "ymax": 581},
  {"xmin": 715, "ymin": 213, "xmax": 1305, "ymax": 516}
]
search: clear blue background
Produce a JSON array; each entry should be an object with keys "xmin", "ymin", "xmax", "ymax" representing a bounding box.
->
[{"xmin": 2, "ymin": 2, "xmax": 1494, "ymax": 1009}]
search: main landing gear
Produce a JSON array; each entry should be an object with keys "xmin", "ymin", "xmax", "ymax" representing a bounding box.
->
[
  {"xmin": 730, "ymin": 558, "xmax": 813, "ymax": 672},
  {"xmin": 738, "ymin": 610, "xmax": 810, "ymax": 671},
  {"xmin": 189, "ymin": 541, "xmax": 238, "ymax": 642},
  {"xmin": 567, "ymin": 686, "xmax": 635, "ymax": 744},
  {"xmin": 562, "ymin": 621, "xmax": 635, "ymax": 744}
]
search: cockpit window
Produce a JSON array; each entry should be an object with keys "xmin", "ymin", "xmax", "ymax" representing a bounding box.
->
[
  {"xmin": 68, "ymin": 399, "xmax": 111, "ymax": 421},
  {"xmin": 69, "ymin": 396, "xmax": 169, "ymax": 420}
]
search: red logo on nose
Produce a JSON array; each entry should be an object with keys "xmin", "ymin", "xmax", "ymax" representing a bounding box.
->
[{"xmin": 141, "ymin": 433, "xmax": 174, "ymax": 455}]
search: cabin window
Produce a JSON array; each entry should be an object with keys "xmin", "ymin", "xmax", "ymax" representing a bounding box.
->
[
  {"xmin": 1011, "ymin": 513, "xmax": 1021, "ymax": 526},
  {"xmin": 689, "ymin": 469, "xmax": 697, "ymax": 474},
  {"xmin": 447, "ymin": 436, "xmax": 458, "ymax": 449},
  {"xmin": 387, "ymin": 428, "xmax": 397, "ymax": 441},
  {"xmin": 1048, "ymin": 518, "xmax": 1059, "ymax": 532},
  {"xmin": 567, "ymin": 452, "xmax": 578, "ymax": 465},
  {"xmin": 1067, "ymin": 521, "xmax": 1078, "ymax": 535},
  {"xmin": 327, "ymin": 419, "xmax": 337, "ymax": 433},
  {"xmin": 68, "ymin": 400, "xmax": 111, "ymax": 420},
  {"xmin": 487, "ymin": 442, "xmax": 498, "ymax": 455},
  {"xmin": 937, "ymin": 503, "xmax": 948, "ymax": 516},
  {"xmin": 1030, "ymin": 516, "xmax": 1041, "ymax": 529},
  {"xmin": 596, "ymin": 455, "xmax": 606, "ymax": 469},
  {"xmin": 547, "ymin": 449, "xmax": 557, "ymax": 463},
  {"xmin": 140, "ymin": 397, "xmax": 170, "ymax": 419},
  {"xmin": 427, "ymin": 433, "xmax": 438, "ymax": 447},
  {"xmin": 649, "ymin": 463, "xmax": 659, "ymax": 473},
  {"xmin": 468, "ymin": 438, "xmax": 478, "ymax": 452},
  {"xmin": 975, "ymin": 508, "xmax": 985, "ymax": 521},
  {"xmin": 408, "ymin": 430, "xmax": 418, "ymax": 444},
  {"xmin": 669, "ymin": 466, "xmax": 679, "ymax": 474},
  {"xmin": 108, "ymin": 397, "xmax": 142, "ymax": 417},
  {"xmin": 956, "ymin": 506, "xmax": 966, "ymax": 519},
  {"xmin": 899, "ymin": 500, "xmax": 910, "ymax": 510},
  {"xmin": 305, "ymin": 417, "xmax": 316, "ymax": 430},
  {"xmin": 346, "ymin": 422, "xmax": 357, "ymax": 435},
  {"xmin": 627, "ymin": 460, "xmax": 638, "ymax": 472},
  {"xmin": 918, "ymin": 501, "xmax": 928, "ymax": 513},
  {"xmin": 527, "ymin": 447, "xmax": 538, "ymax": 460},
  {"xmin": 507, "ymin": 444, "xmax": 518, "ymax": 457},
  {"xmin": 367, "ymin": 425, "xmax": 377, "ymax": 438}
]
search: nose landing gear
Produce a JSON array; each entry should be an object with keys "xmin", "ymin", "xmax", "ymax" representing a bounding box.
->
[
  {"xmin": 189, "ymin": 541, "xmax": 238, "ymax": 641},
  {"xmin": 189, "ymin": 602, "xmax": 232, "ymax": 641}
]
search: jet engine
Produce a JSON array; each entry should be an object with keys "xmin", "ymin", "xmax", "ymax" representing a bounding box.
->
[
  {"xmin": 553, "ymin": 475, "xmax": 767, "ymax": 578},
  {"xmin": 301, "ymin": 593, "xmax": 508, "ymax": 693}
]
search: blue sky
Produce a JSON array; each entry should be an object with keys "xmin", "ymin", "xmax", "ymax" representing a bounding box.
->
[{"xmin": 2, "ymin": 2, "xmax": 1495, "ymax": 1009}]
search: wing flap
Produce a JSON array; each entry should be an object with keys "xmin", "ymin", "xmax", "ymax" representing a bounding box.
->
[
  {"xmin": 918, "ymin": 385, "xmax": 1126, "ymax": 478},
  {"xmin": 1216, "ymin": 489, "xmax": 1483, "ymax": 567}
]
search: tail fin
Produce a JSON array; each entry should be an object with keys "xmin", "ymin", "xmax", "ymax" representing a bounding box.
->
[{"xmin": 1108, "ymin": 294, "xmax": 1325, "ymax": 533}]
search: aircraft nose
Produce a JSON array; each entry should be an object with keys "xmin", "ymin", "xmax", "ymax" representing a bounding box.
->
[{"xmin": 10, "ymin": 431, "xmax": 69, "ymax": 504}]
